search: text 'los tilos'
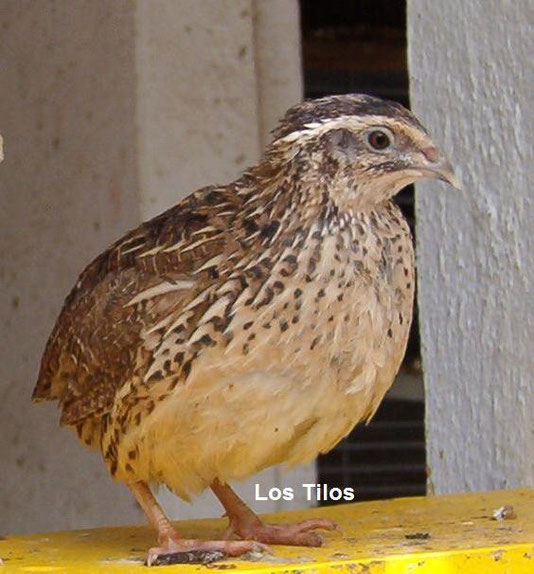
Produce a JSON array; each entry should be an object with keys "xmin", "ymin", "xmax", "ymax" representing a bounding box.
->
[{"xmin": 255, "ymin": 483, "xmax": 355, "ymax": 502}]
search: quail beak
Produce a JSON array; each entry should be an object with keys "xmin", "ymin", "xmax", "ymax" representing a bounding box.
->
[
  {"xmin": 413, "ymin": 147, "xmax": 462, "ymax": 190},
  {"xmin": 426, "ymin": 158, "xmax": 462, "ymax": 190}
]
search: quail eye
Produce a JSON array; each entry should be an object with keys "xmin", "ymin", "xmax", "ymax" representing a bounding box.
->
[{"xmin": 366, "ymin": 129, "xmax": 393, "ymax": 151}]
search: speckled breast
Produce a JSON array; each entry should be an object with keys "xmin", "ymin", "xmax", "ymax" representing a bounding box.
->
[{"xmin": 108, "ymin": 202, "xmax": 414, "ymax": 495}]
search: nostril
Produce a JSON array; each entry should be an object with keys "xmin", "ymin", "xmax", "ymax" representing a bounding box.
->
[{"xmin": 422, "ymin": 147, "xmax": 440, "ymax": 163}]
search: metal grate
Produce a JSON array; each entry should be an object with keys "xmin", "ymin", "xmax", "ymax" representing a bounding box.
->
[{"xmin": 317, "ymin": 399, "xmax": 426, "ymax": 502}]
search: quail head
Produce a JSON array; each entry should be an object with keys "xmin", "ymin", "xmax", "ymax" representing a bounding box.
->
[{"xmin": 33, "ymin": 94, "xmax": 458, "ymax": 565}]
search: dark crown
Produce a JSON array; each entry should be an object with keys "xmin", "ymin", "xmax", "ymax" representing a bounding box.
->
[{"xmin": 272, "ymin": 94, "xmax": 427, "ymax": 142}]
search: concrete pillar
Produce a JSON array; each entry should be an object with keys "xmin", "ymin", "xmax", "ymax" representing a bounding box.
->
[
  {"xmin": 0, "ymin": 0, "xmax": 303, "ymax": 535},
  {"xmin": 408, "ymin": 1, "xmax": 534, "ymax": 493}
]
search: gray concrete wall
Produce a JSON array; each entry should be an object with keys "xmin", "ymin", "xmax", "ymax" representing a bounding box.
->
[
  {"xmin": 0, "ymin": 0, "xmax": 305, "ymax": 535},
  {"xmin": 0, "ymin": 0, "xmax": 142, "ymax": 536},
  {"xmin": 408, "ymin": 1, "xmax": 534, "ymax": 493}
]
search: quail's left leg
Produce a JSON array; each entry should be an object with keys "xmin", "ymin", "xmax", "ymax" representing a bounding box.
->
[
  {"xmin": 130, "ymin": 481, "xmax": 266, "ymax": 566},
  {"xmin": 211, "ymin": 479, "xmax": 337, "ymax": 547}
]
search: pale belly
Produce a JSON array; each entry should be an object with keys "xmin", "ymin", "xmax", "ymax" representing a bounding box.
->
[{"xmin": 113, "ymin": 259, "xmax": 413, "ymax": 499}]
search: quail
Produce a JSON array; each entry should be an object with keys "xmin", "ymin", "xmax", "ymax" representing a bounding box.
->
[{"xmin": 33, "ymin": 94, "xmax": 459, "ymax": 565}]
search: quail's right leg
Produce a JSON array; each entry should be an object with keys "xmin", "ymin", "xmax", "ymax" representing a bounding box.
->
[{"xmin": 129, "ymin": 481, "xmax": 266, "ymax": 566}]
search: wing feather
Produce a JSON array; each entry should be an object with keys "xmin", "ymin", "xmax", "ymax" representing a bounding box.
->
[{"xmin": 32, "ymin": 185, "xmax": 241, "ymax": 425}]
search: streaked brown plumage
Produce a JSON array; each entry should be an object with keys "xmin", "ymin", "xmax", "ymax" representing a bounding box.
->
[{"xmin": 33, "ymin": 94, "xmax": 458, "ymax": 565}]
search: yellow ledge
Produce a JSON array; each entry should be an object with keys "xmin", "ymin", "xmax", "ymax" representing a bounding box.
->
[{"xmin": 2, "ymin": 489, "xmax": 534, "ymax": 573}]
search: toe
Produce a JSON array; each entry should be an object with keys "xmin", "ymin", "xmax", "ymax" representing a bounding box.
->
[
  {"xmin": 291, "ymin": 529, "xmax": 323, "ymax": 547},
  {"xmin": 294, "ymin": 518, "xmax": 338, "ymax": 532},
  {"xmin": 238, "ymin": 520, "xmax": 337, "ymax": 547}
]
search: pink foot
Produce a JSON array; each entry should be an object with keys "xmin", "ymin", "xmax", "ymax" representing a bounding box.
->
[
  {"xmin": 225, "ymin": 517, "xmax": 339, "ymax": 547},
  {"xmin": 146, "ymin": 535, "xmax": 268, "ymax": 566}
]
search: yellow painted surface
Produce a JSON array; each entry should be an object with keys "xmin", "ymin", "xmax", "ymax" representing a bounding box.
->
[{"xmin": 1, "ymin": 489, "xmax": 534, "ymax": 573}]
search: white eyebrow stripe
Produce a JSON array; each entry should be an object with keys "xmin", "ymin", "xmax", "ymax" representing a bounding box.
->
[{"xmin": 277, "ymin": 115, "xmax": 401, "ymax": 145}]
